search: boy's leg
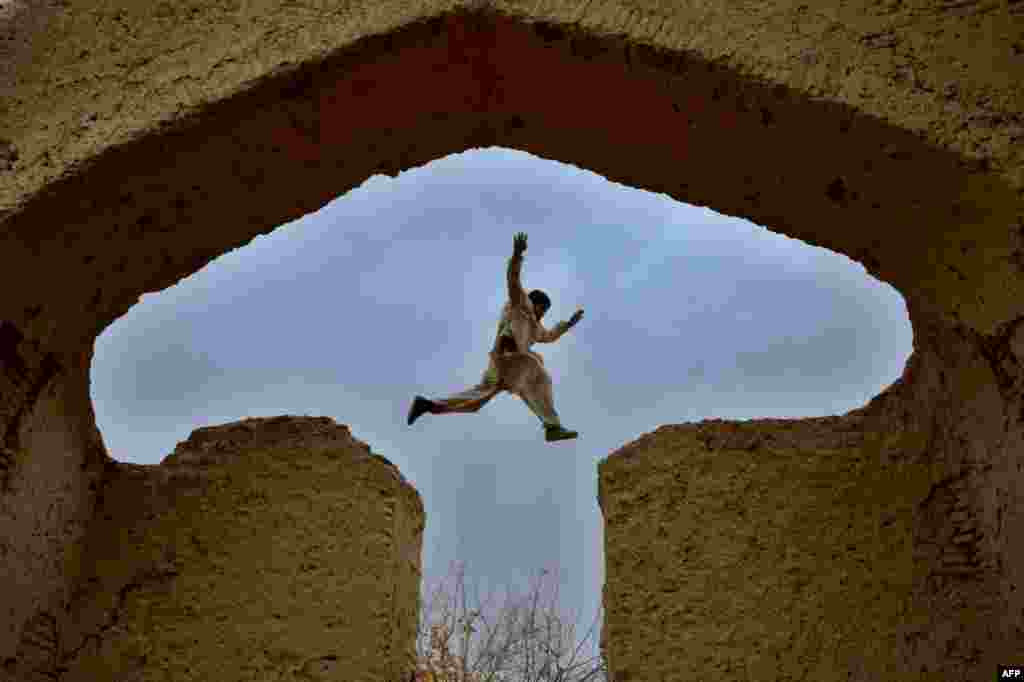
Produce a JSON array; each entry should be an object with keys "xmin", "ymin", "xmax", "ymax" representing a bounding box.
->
[
  {"xmin": 512, "ymin": 358, "xmax": 576, "ymax": 439},
  {"xmin": 429, "ymin": 382, "xmax": 502, "ymax": 414},
  {"xmin": 519, "ymin": 382, "xmax": 578, "ymax": 441},
  {"xmin": 494, "ymin": 352, "xmax": 575, "ymax": 436},
  {"xmin": 493, "ymin": 352, "xmax": 561, "ymax": 428},
  {"xmin": 422, "ymin": 364, "xmax": 502, "ymax": 416},
  {"xmin": 517, "ymin": 380, "xmax": 561, "ymax": 429}
]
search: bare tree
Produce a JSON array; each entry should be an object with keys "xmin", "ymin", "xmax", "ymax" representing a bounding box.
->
[{"xmin": 413, "ymin": 561, "xmax": 611, "ymax": 682}]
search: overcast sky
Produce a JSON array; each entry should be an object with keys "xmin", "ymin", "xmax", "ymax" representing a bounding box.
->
[{"xmin": 90, "ymin": 146, "xmax": 913, "ymax": 664}]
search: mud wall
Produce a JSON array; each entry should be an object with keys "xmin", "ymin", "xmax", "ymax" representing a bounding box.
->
[
  {"xmin": 599, "ymin": 416, "xmax": 930, "ymax": 680},
  {"xmin": 601, "ymin": 288, "xmax": 1024, "ymax": 680},
  {"xmin": 1, "ymin": 0, "xmax": 1022, "ymax": 679},
  {"xmin": 8, "ymin": 416, "xmax": 424, "ymax": 682}
]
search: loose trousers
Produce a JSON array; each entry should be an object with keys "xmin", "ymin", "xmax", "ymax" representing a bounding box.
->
[{"xmin": 429, "ymin": 351, "xmax": 562, "ymax": 428}]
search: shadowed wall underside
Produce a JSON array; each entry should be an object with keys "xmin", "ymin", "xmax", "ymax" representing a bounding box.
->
[{"xmin": 1, "ymin": 1, "xmax": 1023, "ymax": 680}]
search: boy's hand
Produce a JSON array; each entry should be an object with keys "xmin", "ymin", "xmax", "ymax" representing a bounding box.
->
[
  {"xmin": 569, "ymin": 309, "xmax": 584, "ymax": 327},
  {"xmin": 513, "ymin": 232, "xmax": 528, "ymax": 256}
]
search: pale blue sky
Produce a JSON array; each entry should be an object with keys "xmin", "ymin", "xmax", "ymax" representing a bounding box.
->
[{"xmin": 90, "ymin": 146, "xmax": 913, "ymax": 662}]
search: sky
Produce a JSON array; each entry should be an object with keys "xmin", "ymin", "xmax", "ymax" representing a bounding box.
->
[{"xmin": 90, "ymin": 146, "xmax": 913, "ymax": 665}]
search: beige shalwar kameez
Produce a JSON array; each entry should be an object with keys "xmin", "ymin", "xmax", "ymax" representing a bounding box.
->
[{"xmin": 428, "ymin": 252, "xmax": 573, "ymax": 428}]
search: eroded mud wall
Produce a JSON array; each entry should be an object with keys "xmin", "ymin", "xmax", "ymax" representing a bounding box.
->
[
  {"xmin": 600, "ymin": 293, "xmax": 1024, "ymax": 680},
  {"xmin": 7, "ymin": 416, "xmax": 425, "ymax": 682},
  {"xmin": 599, "ymin": 415, "xmax": 930, "ymax": 680}
]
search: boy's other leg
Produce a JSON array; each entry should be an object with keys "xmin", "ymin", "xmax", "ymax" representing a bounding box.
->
[
  {"xmin": 513, "ymin": 360, "xmax": 578, "ymax": 441},
  {"xmin": 431, "ymin": 382, "xmax": 502, "ymax": 414},
  {"xmin": 408, "ymin": 367, "xmax": 501, "ymax": 426},
  {"xmin": 517, "ymin": 379, "xmax": 561, "ymax": 429}
]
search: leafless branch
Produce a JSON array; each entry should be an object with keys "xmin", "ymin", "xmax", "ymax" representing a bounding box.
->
[{"xmin": 414, "ymin": 561, "xmax": 609, "ymax": 682}]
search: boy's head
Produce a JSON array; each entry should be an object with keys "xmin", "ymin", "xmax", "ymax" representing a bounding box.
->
[{"xmin": 528, "ymin": 289, "xmax": 551, "ymax": 320}]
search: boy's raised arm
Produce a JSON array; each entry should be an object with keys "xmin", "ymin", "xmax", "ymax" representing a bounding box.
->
[{"xmin": 507, "ymin": 232, "xmax": 528, "ymax": 305}]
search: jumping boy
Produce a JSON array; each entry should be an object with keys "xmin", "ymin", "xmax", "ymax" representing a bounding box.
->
[{"xmin": 406, "ymin": 232, "xmax": 583, "ymax": 442}]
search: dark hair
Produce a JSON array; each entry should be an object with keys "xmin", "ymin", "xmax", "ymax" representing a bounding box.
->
[{"xmin": 528, "ymin": 289, "xmax": 551, "ymax": 311}]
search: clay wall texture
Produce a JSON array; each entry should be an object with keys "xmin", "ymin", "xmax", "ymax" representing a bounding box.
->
[
  {"xmin": 1, "ymin": 0, "xmax": 1022, "ymax": 679},
  {"xmin": 601, "ymin": 291, "xmax": 1024, "ymax": 680},
  {"xmin": 599, "ymin": 416, "xmax": 927, "ymax": 680},
  {"xmin": 8, "ymin": 416, "xmax": 424, "ymax": 682}
]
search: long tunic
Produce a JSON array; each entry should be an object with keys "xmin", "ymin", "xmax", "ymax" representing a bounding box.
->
[{"xmin": 491, "ymin": 251, "xmax": 573, "ymax": 368}]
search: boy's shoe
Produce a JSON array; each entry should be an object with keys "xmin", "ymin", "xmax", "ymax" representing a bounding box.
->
[
  {"xmin": 545, "ymin": 425, "xmax": 579, "ymax": 442},
  {"xmin": 407, "ymin": 396, "xmax": 435, "ymax": 426}
]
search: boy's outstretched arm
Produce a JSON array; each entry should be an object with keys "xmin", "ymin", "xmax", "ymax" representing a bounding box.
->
[
  {"xmin": 537, "ymin": 308, "xmax": 584, "ymax": 343},
  {"xmin": 507, "ymin": 232, "xmax": 528, "ymax": 306}
]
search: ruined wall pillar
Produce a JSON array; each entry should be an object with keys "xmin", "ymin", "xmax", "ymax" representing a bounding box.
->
[{"xmin": 6, "ymin": 416, "xmax": 424, "ymax": 682}]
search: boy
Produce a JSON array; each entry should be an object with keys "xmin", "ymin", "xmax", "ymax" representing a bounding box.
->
[{"xmin": 407, "ymin": 232, "xmax": 583, "ymax": 442}]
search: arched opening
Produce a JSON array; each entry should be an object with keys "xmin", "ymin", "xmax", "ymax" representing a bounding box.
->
[{"xmin": 90, "ymin": 145, "xmax": 913, "ymax": 670}]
